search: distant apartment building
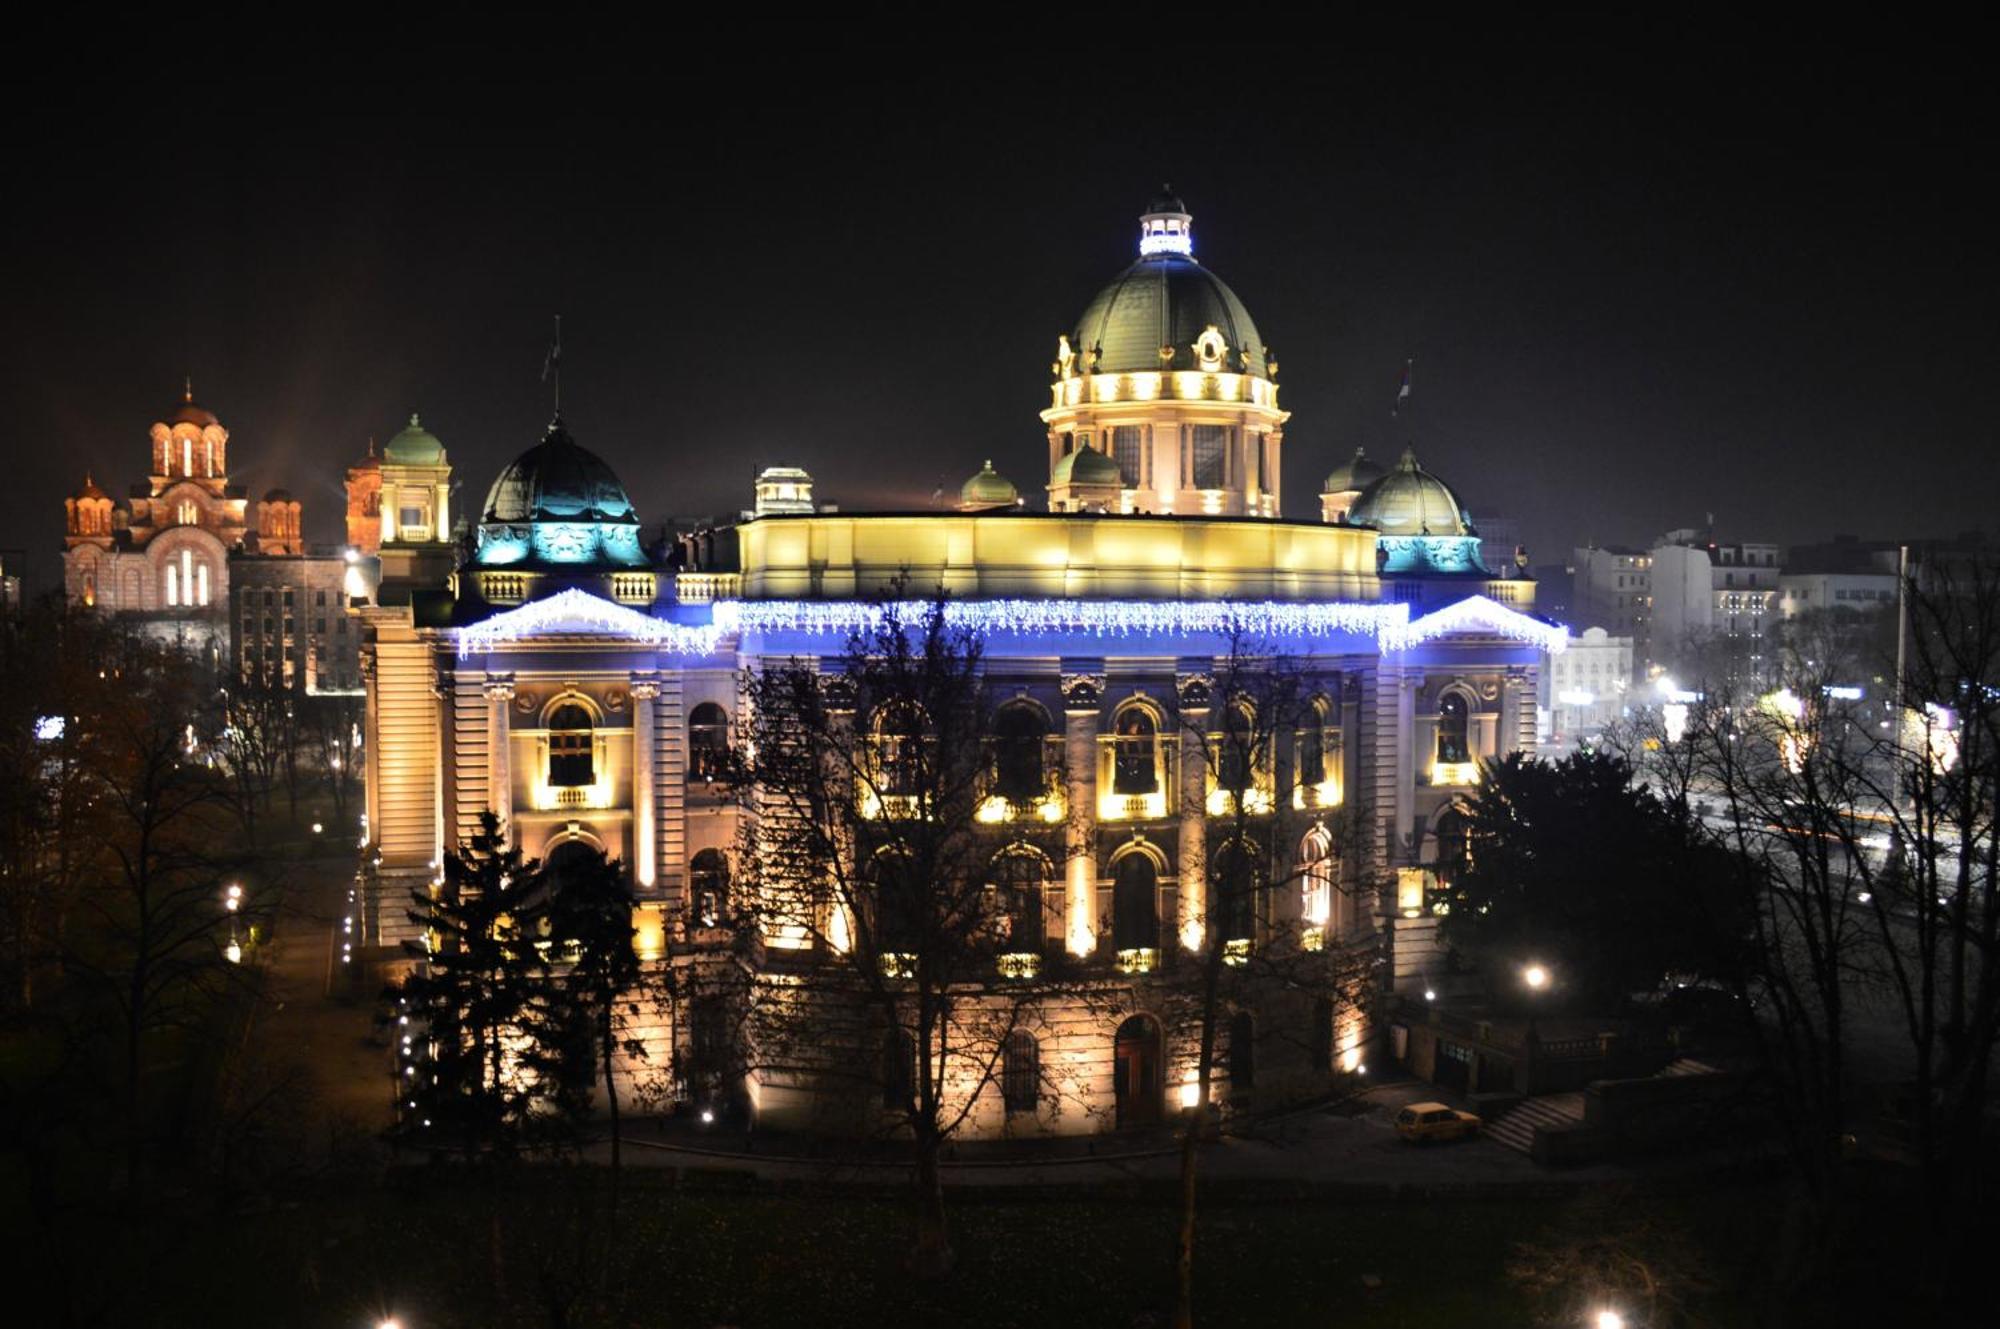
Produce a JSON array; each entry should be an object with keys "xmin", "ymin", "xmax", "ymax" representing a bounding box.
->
[
  {"xmin": 1779, "ymin": 535, "xmax": 1900, "ymax": 620},
  {"xmin": 1650, "ymin": 528, "xmax": 1782, "ymax": 681},
  {"xmin": 1569, "ymin": 545, "xmax": 1651, "ymax": 677},
  {"xmin": 230, "ymin": 551, "xmax": 368, "ymax": 694}
]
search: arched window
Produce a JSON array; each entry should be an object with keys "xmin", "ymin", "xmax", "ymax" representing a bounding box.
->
[
  {"xmin": 882, "ymin": 1026, "xmax": 915, "ymax": 1109},
  {"xmin": 1299, "ymin": 825, "xmax": 1333, "ymax": 932},
  {"xmin": 1216, "ymin": 699, "xmax": 1256, "ymax": 791},
  {"xmin": 1114, "ymin": 1014, "xmax": 1163, "ymax": 1127},
  {"xmin": 991, "ymin": 847, "xmax": 1047, "ymax": 953},
  {"xmin": 181, "ymin": 437, "xmax": 192, "ymax": 478},
  {"xmin": 176, "ymin": 499, "xmax": 198, "ymax": 526},
  {"xmin": 874, "ymin": 702, "xmax": 927, "ymax": 798},
  {"xmin": 1112, "ymin": 852, "xmax": 1158, "ymax": 952},
  {"xmin": 1228, "ymin": 1011, "xmax": 1256, "ymax": 1089},
  {"xmin": 548, "ymin": 703, "xmax": 595, "ymax": 787},
  {"xmin": 1112, "ymin": 706, "xmax": 1159, "ymax": 795},
  {"xmin": 992, "ymin": 702, "xmax": 1049, "ymax": 803},
  {"xmin": 1437, "ymin": 692, "xmax": 1471, "ymax": 766},
  {"xmin": 690, "ymin": 848, "xmax": 730, "ymax": 927},
  {"xmin": 195, "ymin": 561, "xmax": 209, "ymax": 607},
  {"xmin": 164, "ymin": 563, "xmax": 179, "ymax": 607},
  {"xmin": 1212, "ymin": 840, "xmax": 1258, "ymax": 943},
  {"xmin": 688, "ymin": 702, "xmax": 730, "ymax": 783},
  {"xmin": 1002, "ymin": 1030, "xmax": 1039, "ymax": 1114}
]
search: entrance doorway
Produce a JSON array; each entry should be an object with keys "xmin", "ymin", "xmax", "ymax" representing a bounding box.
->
[{"xmin": 1115, "ymin": 1015, "xmax": 1163, "ymax": 1127}]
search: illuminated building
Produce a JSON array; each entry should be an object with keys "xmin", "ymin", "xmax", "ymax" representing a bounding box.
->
[{"xmin": 357, "ymin": 195, "xmax": 1557, "ymax": 1137}]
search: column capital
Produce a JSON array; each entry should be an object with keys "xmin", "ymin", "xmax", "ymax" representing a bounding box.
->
[
  {"xmin": 482, "ymin": 672, "xmax": 516, "ymax": 702},
  {"xmin": 629, "ymin": 671, "xmax": 661, "ymax": 702}
]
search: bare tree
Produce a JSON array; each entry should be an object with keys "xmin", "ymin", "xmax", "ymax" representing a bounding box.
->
[
  {"xmin": 1162, "ymin": 624, "xmax": 1379, "ymax": 1329},
  {"xmin": 734, "ymin": 595, "xmax": 1093, "ymax": 1276}
]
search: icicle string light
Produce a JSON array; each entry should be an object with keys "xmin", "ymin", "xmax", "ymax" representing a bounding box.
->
[{"xmin": 454, "ymin": 588, "xmax": 1566, "ymax": 656}]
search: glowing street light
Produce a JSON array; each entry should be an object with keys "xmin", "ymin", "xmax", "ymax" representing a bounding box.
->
[
  {"xmin": 1523, "ymin": 963, "xmax": 1549, "ymax": 991},
  {"xmin": 225, "ymin": 940, "xmax": 243, "ymax": 964},
  {"xmin": 224, "ymin": 882, "xmax": 243, "ymax": 912},
  {"xmin": 1594, "ymin": 1311, "xmax": 1626, "ymax": 1329}
]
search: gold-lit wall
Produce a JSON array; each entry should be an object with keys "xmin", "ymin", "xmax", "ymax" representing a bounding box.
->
[{"xmin": 736, "ymin": 512, "xmax": 1381, "ymax": 602}]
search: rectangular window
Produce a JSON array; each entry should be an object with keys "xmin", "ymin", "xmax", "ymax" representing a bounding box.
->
[
  {"xmin": 1191, "ymin": 425, "xmax": 1226, "ymax": 488},
  {"xmin": 1111, "ymin": 426, "xmax": 1143, "ymax": 486}
]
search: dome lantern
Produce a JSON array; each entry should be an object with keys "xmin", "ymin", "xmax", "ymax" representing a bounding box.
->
[{"xmin": 1138, "ymin": 185, "xmax": 1193, "ymax": 257}]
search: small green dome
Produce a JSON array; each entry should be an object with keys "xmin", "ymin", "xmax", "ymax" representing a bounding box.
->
[
  {"xmin": 384, "ymin": 413, "xmax": 446, "ymax": 465},
  {"xmin": 1051, "ymin": 446, "xmax": 1123, "ymax": 488},
  {"xmin": 1345, "ymin": 448, "xmax": 1473, "ymax": 537},
  {"xmin": 1323, "ymin": 447, "xmax": 1386, "ymax": 494},
  {"xmin": 960, "ymin": 460, "xmax": 1019, "ymax": 507}
]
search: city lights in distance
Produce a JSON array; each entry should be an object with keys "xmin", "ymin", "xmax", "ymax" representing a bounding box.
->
[{"xmin": 35, "ymin": 715, "xmax": 64, "ymax": 741}]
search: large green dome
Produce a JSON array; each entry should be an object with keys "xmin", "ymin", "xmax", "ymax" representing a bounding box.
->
[
  {"xmin": 473, "ymin": 417, "xmax": 646, "ymax": 569},
  {"xmin": 1344, "ymin": 448, "xmax": 1473, "ymax": 537},
  {"xmin": 1070, "ymin": 194, "xmax": 1268, "ymax": 377},
  {"xmin": 384, "ymin": 413, "xmax": 446, "ymax": 465}
]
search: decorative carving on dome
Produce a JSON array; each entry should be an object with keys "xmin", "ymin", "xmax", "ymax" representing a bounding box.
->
[
  {"xmin": 1053, "ymin": 335, "xmax": 1076, "ymax": 380},
  {"xmin": 1192, "ymin": 325, "xmax": 1228, "ymax": 372}
]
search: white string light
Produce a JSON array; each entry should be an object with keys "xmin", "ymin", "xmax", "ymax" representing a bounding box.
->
[{"xmin": 452, "ymin": 587, "xmax": 1566, "ymax": 656}]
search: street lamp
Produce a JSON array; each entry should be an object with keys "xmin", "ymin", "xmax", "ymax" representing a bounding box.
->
[
  {"xmin": 1594, "ymin": 1311, "xmax": 1625, "ymax": 1329},
  {"xmin": 1523, "ymin": 963, "xmax": 1549, "ymax": 992},
  {"xmin": 224, "ymin": 882, "xmax": 243, "ymax": 912}
]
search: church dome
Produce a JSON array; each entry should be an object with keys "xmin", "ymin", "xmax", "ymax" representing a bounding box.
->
[
  {"xmin": 384, "ymin": 413, "xmax": 446, "ymax": 466},
  {"xmin": 474, "ymin": 417, "xmax": 645, "ymax": 569},
  {"xmin": 1069, "ymin": 191, "xmax": 1268, "ymax": 378},
  {"xmin": 960, "ymin": 460, "xmax": 1019, "ymax": 508},
  {"xmin": 1322, "ymin": 447, "xmax": 1386, "ymax": 494},
  {"xmin": 1050, "ymin": 446, "xmax": 1122, "ymax": 488},
  {"xmin": 166, "ymin": 380, "xmax": 219, "ymax": 429},
  {"xmin": 1345, "ymin": 448, "xmax": 1474, "ymax": 537}
]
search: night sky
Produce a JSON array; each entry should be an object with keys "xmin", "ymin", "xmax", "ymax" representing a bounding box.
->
[{"xmin": 6, "ymin": 44, "xmax": 1992, "ymax": 591}]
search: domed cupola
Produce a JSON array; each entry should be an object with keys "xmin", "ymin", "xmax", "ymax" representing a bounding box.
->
[
  {"xmin": 1319, "ymin": 447, "xmax": 1387, "ymax": 523},
  {"xmin": 384, "ymin": 413, "xmax": 447, "ymax": 466},
  {"xmin": 1043, "ymin": 190, "xmax": 1290, "ymax": 518},
  {"xmin": 1344, "ymin": 447, "xmax": 1489, "ymax": 575},
  {"xmin": 475, "ymin": 417, "xmax": 646, "ymax": 572},
  {"xmin": 957, "ymin": 460, "xmax": 1020, "ymax": 512}
]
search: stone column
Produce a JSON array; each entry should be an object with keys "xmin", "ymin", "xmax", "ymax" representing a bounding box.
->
[
  {"xmin": 1060, "ymin": 672, "xmax": 1103, "ymax": 956},
  {"xmin": 484, "ymin": 674, "xmax": 515, "ymax": 834},
  {"xmin": 1176, "ymin": 670, "xmax": 1212, "ymax": 952},
  {"xmin": 360, "ymin": 643, "xmax": 380, "ymax": 848},
  {"xmin": 432, "ymin": 667, "xmax": 452, "ymax": 867},
  {"xmin": 1395, "ymin": 668, "xmax": 1419, "ymax": 853},
  {"xmin": 630, "ymin": 674, "xmax": 659, "ymax": 890}
]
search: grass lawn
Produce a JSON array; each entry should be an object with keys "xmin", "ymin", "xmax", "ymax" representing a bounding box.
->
[{"xmin": 12, "ymin": 1168, "xmax": 1818, "ymax": 1329}]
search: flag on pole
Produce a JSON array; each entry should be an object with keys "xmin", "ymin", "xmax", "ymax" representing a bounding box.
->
[{"xmin": 1392, "ymin": 359, "xmax": 1412, "ymax": 417}]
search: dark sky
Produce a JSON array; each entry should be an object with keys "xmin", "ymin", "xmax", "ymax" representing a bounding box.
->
[{"xmin": 6, "ymin": 42, "xmax": 1993, "ymax": 590}]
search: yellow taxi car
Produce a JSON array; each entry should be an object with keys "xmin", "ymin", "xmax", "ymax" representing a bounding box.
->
[{"xmin": 1394, "ymin": 1102, "xmax": 1481, "ymax": 1143}]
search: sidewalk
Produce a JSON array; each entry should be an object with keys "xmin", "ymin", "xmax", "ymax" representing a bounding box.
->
[{"xmin": 575, "ymin": 1078, "xmax": 1648, "ymax": 1194}]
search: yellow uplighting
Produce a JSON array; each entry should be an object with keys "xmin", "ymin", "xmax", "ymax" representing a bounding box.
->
[
  {"xmin": 1222, "ymin": 938, "xmax": 1251, "ymax": 967},
  {"xmin": 1130, "ymin": 372, "xmax": 1161, "ymax": 401},
  {"xmin": 633, "ymin": 905, "xmax": 665, "ymax": 961},
  {"xmin": 1206, "ymin": 784, "xmax": 1275, "ymax": 817},
  {"xmin": 1179, "ymin": 1071, "xmax": 1200, "ymax": 1109},
  {"xmin": 1099, "ymin": 787, "xmax": 1168, "ymax": 822},
  {"xmin": 997, "ymin": 952, "xmax": 1041, "ymax": 979},
  {"xmin": 1292, "ymin": 777, "xmax": 1342, "ymax": 811},
  {"xmin": 1180, "ymin": 917, "xmax": 1204, "ymax": 951},
  {"xmin": 1115, "ymin": 947, "xmax": 1158, "ymax": 975},
  {"xmin": 1300, "ymin": 925, "xmax": 1325, "ymax": 952},
  {"xmin": 1430, "ymin": 761, "xmax": 1480, "ymax": 787},
  {"xmin": 1396, "ymin": 867, "xmax": 1429, "ymax": 918}
]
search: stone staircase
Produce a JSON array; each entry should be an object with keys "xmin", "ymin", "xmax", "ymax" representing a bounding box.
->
[
  {"xmin": 1656, "ymin": 1056, "xmax": 1720, "ymax": 1077},
  {"xmin": 1481, "ymin": 1091, "xmax": 1584, "ymax": 1154}
]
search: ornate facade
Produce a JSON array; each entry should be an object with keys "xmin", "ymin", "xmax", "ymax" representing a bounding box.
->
[{"xmin": 357, "ymin": 195, "xmax": 1560, "ymax": 1137}]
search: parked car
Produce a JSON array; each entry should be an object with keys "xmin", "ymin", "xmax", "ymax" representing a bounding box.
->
[{"xmin": 1394, "ymin": 1102, "xmax": 1480, "ymax": 1143}]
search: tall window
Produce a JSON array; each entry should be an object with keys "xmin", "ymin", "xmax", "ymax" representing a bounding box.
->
[
  {"xmin": 1112, "ymin": 707, "xmax": 1159, "ymax": 795},
  {"xmin": 1436, "ymin": 692, "xmax": 1470, "ymax": 766},
  {"xmin": 1112, "ymin": 853, "xmax": 1158, "ymax": 952},
  {"xmin": 181, "ymin": 437, "xmax": 192, "ymax": 478},
  {"xmin": 690, "ymin": 848, "xmax": 729, "ymax": 927},
  {"xmin": 1300, "ymin": 825, "xmax": 1333, "ymax": 930},
  {"xmin": 1191, "ymin": 425, "xmax": 1227, "ymax": 488},
  {"xmin": 1002, "ymin": 1030, "xmax": 1039, "ymax": 1114},
  {"xmin": 1228, "ymin": 1011, "xmax": 1256, "ymax": 1089},
  {"xmin": 1212, "ymin": 840, "xmax": 1257, "ymax": 943},
  {"xmin": 1433, "ymin": 807, "xmax": 1469, "ymax": 889},
  {"xmin": 547, "ymin": 703, "xmax": 595, "ymax": 787},
  {"xmin": 874, "ymin": 702, "xmax": 926, "ymax": 798},
  {"xmin": 176, "ymin": 500, "xmax": 198, "ymax": 525},
  {"xmin": 1111, "ymin": 425, "xmax": 1143, "ymax": 486},
  {"xmin": 991, "ymin": 848, "xmax": 1047, "ymax": 953},
  {"xmin": 1216, "ymin": 700, "xmax": 1255, "ymax": 792},
  {"xmin": 164, "ymin": 564, "xmax": 178, "ymax": 607},
  {"xmin": 689, "ymin": 702, "xmax": 730, "ymax": 783},
  {"xmin": 872, "ymin": 851, "xmax": 923, "ymax": 953},
  {"xmin": 195, "ymin": 561, "xmax": 209, "ymax": 607},
  {"xmin": 992, "ymin": 702, "xmax": 1049, "ymax": 803},
  {"xmin": 882, "ymin": 1027, "xmax": 915, "ymax": 1109},
  {"xmin": 1298, "ymin": 697, "xmax": 1331, "ymax": 788}
]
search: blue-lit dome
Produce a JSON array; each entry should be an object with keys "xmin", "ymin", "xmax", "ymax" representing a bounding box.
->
[{"xmin": 474, "ymin": 417, "xmax": 646, "ymax": 568}]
